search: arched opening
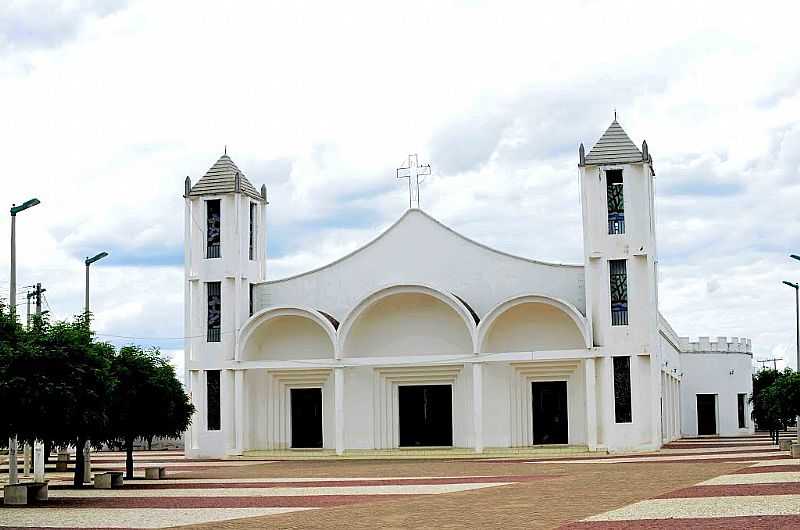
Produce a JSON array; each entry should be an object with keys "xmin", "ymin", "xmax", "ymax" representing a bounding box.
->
[
  {"xmin": 340, "ymin": 286, "xmax": 476, "ymax": 357},
  {"xmin": 240, "ymin": 308, "xmax": 336, "ymax": 361},
  {"xmin": 479, "ymin": 296, "xmax": 588, "ymax": 353}
]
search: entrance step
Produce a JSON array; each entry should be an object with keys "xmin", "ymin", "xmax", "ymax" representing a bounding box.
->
[{"xmin": 238, "ymin": 445, "xmax": 596, "ymax": 461}]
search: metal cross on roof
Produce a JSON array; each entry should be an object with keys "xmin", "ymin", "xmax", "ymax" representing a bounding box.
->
[{"xmin": 396, "ymin": 154, "xmax": 431, "ymax": 209}]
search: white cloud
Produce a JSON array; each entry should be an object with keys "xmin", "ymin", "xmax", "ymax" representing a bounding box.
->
[{"xmin": 1, "ymin": 1, "xmax": 799, "ymax": 369}]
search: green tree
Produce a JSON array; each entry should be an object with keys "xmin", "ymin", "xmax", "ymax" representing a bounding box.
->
[
  {"xmin": 751, "ymin": 368, "xmax": 800, "ymax": 443},
  {"xmin": 0, "ymin": 304, "xmax": 115, "ymax": 487},
  {"xmin": 108, "ymin": 346, "xmax": 193, "ymax": 479},
  {"xmin": 751, "ymin": 369, "xmax": 781, "ymax": 434}
]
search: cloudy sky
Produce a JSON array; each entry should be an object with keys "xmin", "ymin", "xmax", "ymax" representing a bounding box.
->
[{"xmin": 2, "ymin": 1, "xmax": 800, "ymax": 374}]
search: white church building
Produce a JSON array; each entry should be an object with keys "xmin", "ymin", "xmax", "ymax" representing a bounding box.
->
[{"xmin": 182, "ymin": 120, "xmax": 754, "ymax": 458}]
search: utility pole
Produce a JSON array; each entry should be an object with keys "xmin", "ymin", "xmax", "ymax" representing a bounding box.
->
[
  {"xmin": 757, "ymin": 358, "xmax": 783, "ymax": 370},
  {"xmin": 26, "ymin": 289, "xmax": 33, "ymax": 328},
  {"xmin": 32, "ymin": 282, "xmax": 46, "ymax": 482},
  {"xmin": 33, "ymin": 283, "xmax": 44, "ymax": 316}
]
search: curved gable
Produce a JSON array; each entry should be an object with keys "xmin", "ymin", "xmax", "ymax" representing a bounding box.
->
[{"xmin": 256, "ymin": 209, "xmax": 585, "ymax": 321}]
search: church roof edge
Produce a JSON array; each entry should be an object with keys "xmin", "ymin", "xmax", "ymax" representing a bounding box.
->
[{"xmin": 260, "ymin": 208, "xmax": 582, "ymax": 286}]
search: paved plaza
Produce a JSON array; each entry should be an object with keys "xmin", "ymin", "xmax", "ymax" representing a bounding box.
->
[{"xmin": 1, "ymin": 433, "xmax": 799, "ymax": 529}]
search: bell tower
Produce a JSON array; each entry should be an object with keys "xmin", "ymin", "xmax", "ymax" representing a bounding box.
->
[
  {"xmin": 579, "ymin": 119, "xmax": 661, "ymax": 451},
  {"xmin": 183, "ymin": 153, "xmax": 268, "ymax": 458}
]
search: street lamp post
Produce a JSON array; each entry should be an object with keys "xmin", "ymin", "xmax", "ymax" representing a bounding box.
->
[
  {"xmin": 84, "ymin": 252, "xmax": 108, "ymax": 319},
  {"xmin": 8, "ymin": 198, "xmax": 40, "ymax": 485},
  {"xmin": 81, "ymin": 251, "xmax": 108, "ymax": 483},
  {"xmin": 789, "ymin": 253, "xmax": 800, "ymax": 443}
]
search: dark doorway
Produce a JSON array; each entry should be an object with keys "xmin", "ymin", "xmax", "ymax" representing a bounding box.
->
[
  {"xmin": 291, "ymin": 388, "xmax": 323, "ymax": 448},
  {"xmin": 399, "ymin": 385, "xmax": 453, "ymax": 447},
  {"xmin": 532, "ymin": 381, "xmax": 569, "ymax": 444},
  {"xmin": 697, "ymin": 394, "xmax": 717, "ymax": 436}
]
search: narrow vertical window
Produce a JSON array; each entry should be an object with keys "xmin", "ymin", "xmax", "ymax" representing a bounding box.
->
[
  {"xmin": 737, "ymin": 393, "xmax": 747, "ymax": 428},
  {"xmin": 607, "ymin": 170, "xmax": 625, "ymax": 234},
  {"xmin": 207, "ymin": 281, "xmax": 221, "ymax": 342},
  {"xmin": 613, "ymin": 356, "xmax": 632, "ymax": 423},
  {"xmin": 206, "ymin": 200, "xmax": 221, "ymax": 258},
  {"xmin": 206, "ymin": 370, "xmax": 221, "ymax": 431},
  {"xmin": 249, "ymin": 203, "xmax": 257, "ymax": 260},
  {"xmin": 249, "ymin": 283, "xmax": 255, "ymax": 317},
  {"xmin": 609, "ymin": 259, "xmax": 628, "ymax": 326}
]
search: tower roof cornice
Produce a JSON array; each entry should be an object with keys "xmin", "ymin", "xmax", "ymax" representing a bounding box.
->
[
  {"xmin": 583, "ymin": 120, "xmax": 645, "ymax": 166},
  {"xmin": 188, "ymin": 154, "xmax": 263, "ymax": 201}
]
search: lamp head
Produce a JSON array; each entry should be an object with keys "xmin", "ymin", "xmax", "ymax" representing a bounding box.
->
[
  {"xmin": 791, "ymin": 254, "xmax": 800, "ymax": 262},
  {"xmin": 10, "ymin": 198, "xmax": 41, "ymax": 215},
  {"xmin": 85, "ymin": 251, "xmax": 109, "ymax": 266},
  {"xmin": 783, "ymin": 281, "xmax": 799, "ymax": 289}
]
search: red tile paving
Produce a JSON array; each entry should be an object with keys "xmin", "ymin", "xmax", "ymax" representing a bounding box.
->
[
  {"xmin": 657, "ymin": 482, "xmax": 800, "ymax": 498},
  {"xmin": 559, "ymin": 515, "xmax": 800, "ymax": 529}
]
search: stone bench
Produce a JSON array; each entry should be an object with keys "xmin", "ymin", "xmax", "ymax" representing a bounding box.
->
[
  {"xmin": 55, "ymin": 452, "xmax": 70, "ymax": 472},
  {"xmin": 144, "ymin": 466, "xmax": 167, "ymax": 479},
  {"xmin": 3, "ymin": 482, "xmax": 48, "ymax": 505},
  {"xmin": 94, "ymin": 471, "xmax": 124, "ymax": 489}
]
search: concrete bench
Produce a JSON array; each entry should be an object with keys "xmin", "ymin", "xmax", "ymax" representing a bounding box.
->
[
  {"xmin": 3, "ymin": 482, "xmax": 48, "ymax": 505},
  {"xmin": 144, "ymin": 466, "xmax": 167, "ymax": 479},
  {"xmin": 55, "ymin": 452, "xmax": 70, "ymax": 472},
  {"xmin": 94, "ymin": 471, "xmax": 124, "ymax": 489}
]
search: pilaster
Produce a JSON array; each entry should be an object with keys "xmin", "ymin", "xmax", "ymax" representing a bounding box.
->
[
  {"xmin": 584, "ymin": 357, "xmax": 598, "ymax": 450},
  {"xmin": 472, "ymin": 363, "xmax": 483, "ymax": 453},
  {"xmin": 334, "ymin": 367, "xmax": 345, "ymax": 455}
]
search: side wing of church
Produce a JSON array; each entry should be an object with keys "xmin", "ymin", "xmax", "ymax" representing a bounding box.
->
[{"xmin": 182, "ymin": 121, "xmax": 754, "ymax": 458}]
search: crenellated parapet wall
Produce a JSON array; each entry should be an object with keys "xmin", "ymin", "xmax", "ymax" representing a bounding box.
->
[{"xmin": 678, "ymin": 336, "xmax": 752, "ymax": 354}]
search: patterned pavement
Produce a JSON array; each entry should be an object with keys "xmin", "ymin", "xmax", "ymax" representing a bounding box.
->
[
  {"xmin": 562, "ymin": 432, "xmax": 800, "ymax": 529},
  {"xmin": 0, "ymin": 433, "xmax": 798, "ymax": 529}
]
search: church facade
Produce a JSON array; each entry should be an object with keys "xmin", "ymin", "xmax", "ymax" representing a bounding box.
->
[{"xmin": 182, "ymin": 120, "xmax": 754, "ymax": 458}]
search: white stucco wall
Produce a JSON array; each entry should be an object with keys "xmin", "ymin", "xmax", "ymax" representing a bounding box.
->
[
  {"xmin": 255, "ymin": 209, "xmax": 585, "ymax": 324},
  {"xmin": 483, "ymin": 302, "xmax": 585, "ymax": 353},
  {"xmin": 343, "ymin": 292, "xmax": 473, "ymax": 356},
  {"xmin": 680, "ymin": 349, "xmax": 754, "ymax": 437},
  {"xmin": 244, "ymin": 315, "xmax": 335, "ymax": 361}
]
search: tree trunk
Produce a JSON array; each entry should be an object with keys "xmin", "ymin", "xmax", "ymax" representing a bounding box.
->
[
  {"xmin": 126, "ymin": 437, "xmax": 134, "ymax": 480},
  {"xmin": 43, "ymin": 440, "xmax": 52, "ymax": 466},
  {"xmin": 73, "ymin": 439, "xmax": 85, "ymax": 487},
  {"xmin": 147, "ymin": 436, "xmax": 153, "ymax": 451}
]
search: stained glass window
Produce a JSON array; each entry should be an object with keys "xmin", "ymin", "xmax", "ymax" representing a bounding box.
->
[
  {"xmin": 206, "ymin": 370, "xmax": 221, "ymax": 431},
  {"xmin": 613, "ymin": 356, "xmax": 632, "ymax": 423},
  {"xmin": 609, "ymin": 259, "xmax": 628, "ymax": 326},
  {"xmin": 207, "ymin": 282, "xmax": 221, "ymax": 342},
  {"xmin": 607, "ymin": 170, "xmax": 625, "ymax": 234},
  {"xmin": 206, "ymin": 200, "xmax": 221, "ymax": 258}
]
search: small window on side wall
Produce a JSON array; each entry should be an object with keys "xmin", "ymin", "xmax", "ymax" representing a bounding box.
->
[
  {"xmin": 613, "ymin": 356, "xmax": 632, "ymax": 423},
  {"xmin": 206, "ymin": 370, "xmax": 221, "ymax": 431},
  {"xmin": 737, "ymin": 393, "xmax": 747, "ymax": 428},
  {"xmin": 249, "ymin": 203, "xmax": 257, "ymax": 261}
]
